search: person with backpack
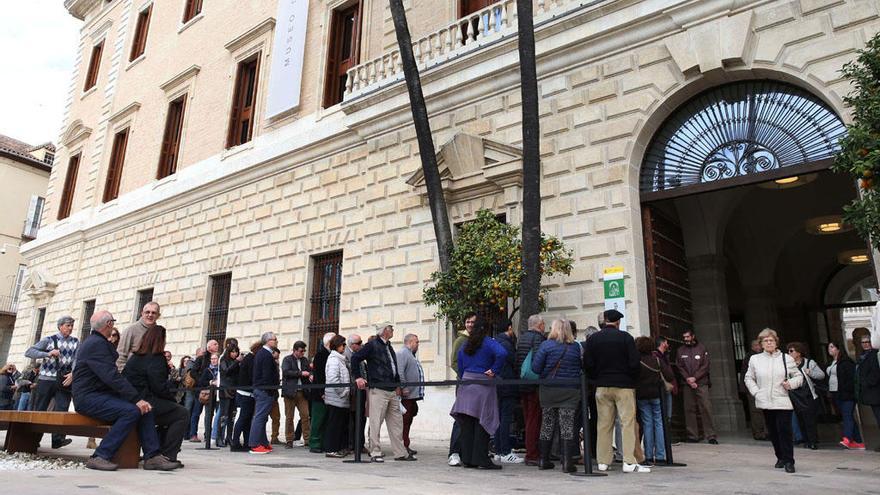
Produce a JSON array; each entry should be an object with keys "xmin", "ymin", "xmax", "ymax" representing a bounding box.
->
[
  {"xmin": 25, "ymin": 315, "xmax": 79, "ymax": 449},
  {"xmin": 515, "ymin": 314, "xmax": 547, "ymax": 466}
]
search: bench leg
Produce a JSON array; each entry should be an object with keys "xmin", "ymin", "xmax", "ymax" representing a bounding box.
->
[
  {"xmin": 112, "ymin": 428, "xmax": 141, "ymax": 469},
  {"xmin": 5, "ymin": 423, "xmax": 40, "ymax": 454}
]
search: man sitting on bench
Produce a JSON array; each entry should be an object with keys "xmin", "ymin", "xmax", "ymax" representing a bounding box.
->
[{"xmin": 73, "ymin": 310, "xmax": 180, "ymax": 472}]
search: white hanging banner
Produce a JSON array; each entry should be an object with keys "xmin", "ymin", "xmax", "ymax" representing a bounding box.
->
[{"xmin": 265, "ymin": 0, "xmax": 309, "ymax": 118}]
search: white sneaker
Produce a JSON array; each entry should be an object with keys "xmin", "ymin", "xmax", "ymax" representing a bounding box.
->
[
  {"xmin": 448, "ymin": 453, "xmax": 461, "ymax": 466},
  {"xmin": 292, "ymin": 440, "xmax": 304, "ymax": 447},
  {"xmin": 496, "ymin": 453, "xmax": 524, "ymax": 464},
  {"xmin": 623, "ymin": 462, "xmax": 651, "ymax": 473},
  {"xmin": 597, "ymin": 463, "xmax": 609, "ymax": 471}
]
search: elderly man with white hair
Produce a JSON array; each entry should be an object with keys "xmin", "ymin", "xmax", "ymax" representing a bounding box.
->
[
  {"xmin": 352, "ymin": 322, "xmax": 413, "ymax": 462},
  {"xmin": 248, "ymin": 332, "xmax": 279, "ymax": 454},
  {"xmin": 308, "ymin": 332, "xmax": 335, "ymax": 453},
  {"xmin": 25, "ymin": 314, "xmax": 80, "ymax": 449}
]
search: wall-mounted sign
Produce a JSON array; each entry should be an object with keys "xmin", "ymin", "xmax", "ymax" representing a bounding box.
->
[
  {"xmin": 603, "ymin": 266, "xmax": 626, "ymax": 331},
  {"xmin": 265, "ymin": 0, "xmax": 309, "ymax": 118}
]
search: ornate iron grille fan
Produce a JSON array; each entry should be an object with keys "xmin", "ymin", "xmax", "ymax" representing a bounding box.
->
[{"xmin": 640, "ymin": 80, "xmax": 846, "ymax": 194}]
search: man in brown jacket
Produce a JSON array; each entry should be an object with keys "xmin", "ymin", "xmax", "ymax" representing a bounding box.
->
[
  {"xmin": 116, "ymin": 302, "xmax": 160, "ymax": 370},
  {"xmin": 675, "ymin": 330, "xmax": 717, "ymax": 444}
]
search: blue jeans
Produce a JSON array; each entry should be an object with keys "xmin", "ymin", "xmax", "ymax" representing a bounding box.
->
[
  {"xmin": 791, "ymin": 413, "xmax": 803, "ymax": 442},
  {"xmin": 495, "ymin": 396, "xmax": 515, "ymax": 456},
  {"xmin": 17, "ymin": 392, "xmax": 30, "ymax": 411},
  {"xmin": 233, "ymin": 393, "xmax": 255, "ymax": 448},
  {"xmin": 833, "ymin": 397, "xmax": 862, "ymax": 442},
  {"xmin": 249, "ymin": 389, "xmax": 273, "ymax": 448},
  {"xmin": 637, "ymin": 398, "xmax": 666, "ymax": 461},
  {"xmin": 189, "ymin": 401, "xmax": 204, "ymax": 438},
  {"xmin": 74, "ymin": 393, "xmax": 160, "ymax": 461}
]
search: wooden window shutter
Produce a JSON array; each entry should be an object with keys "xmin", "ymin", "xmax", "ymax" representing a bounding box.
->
[
  {"xmin": 183, "ymin": 0, "xmax": 203, "ymax": 23},
  {"xmin": 227, "ymin": 55, "xmax": 260, "ymax": 148},
  {"xmin": 158, "ymin": 96, "xmax": 186, "ymax": 179},
  {"xmin": 323, "ymin": 1, "xmax": 362, "ymax": 108},
  {"xmin": 84, "ymin": 41, "xmax": 104, "ymax": 91},
  {"xmin": 103, "ymin": 128, "xmax": 129, "ymax": 203},
  {"xmin": 58, "ymin": 154, "xmax": 80, "ymax": 220},
  {"xmin": 130, "ymin": 5, "xmax": 152, "ymax": 61}
]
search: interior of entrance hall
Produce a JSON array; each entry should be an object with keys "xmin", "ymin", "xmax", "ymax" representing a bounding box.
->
[{"xmin": 637, "ymin": 80, "xmax": 878, "ymax": 434}]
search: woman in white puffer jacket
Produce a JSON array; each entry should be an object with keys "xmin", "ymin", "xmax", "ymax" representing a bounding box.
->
[
  {"xmin": 744, "ymin": 328, "xmax": 803, "ymax": 474},
  {"xmin": 323, "ymin": 335, "xmax": 351, "ymax": 457}
]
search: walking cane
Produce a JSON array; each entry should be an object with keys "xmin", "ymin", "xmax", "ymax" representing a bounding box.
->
[
  {"xmin": 658, "ymin": 383, "xmax": 685, "ymax": 467},
  {"xmin": 343, "ymin": 385, "xmax": 369, "ymax": 463},
  {"xmin": 570, "ymin": 374, "xmax": 605, "ymax": 477}
]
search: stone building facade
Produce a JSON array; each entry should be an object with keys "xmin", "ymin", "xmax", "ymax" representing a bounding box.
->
[{"xmin": 10, "ymin": 0, "xmax": 880, "ymax": 437}]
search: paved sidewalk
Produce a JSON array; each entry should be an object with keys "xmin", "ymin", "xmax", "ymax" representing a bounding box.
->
[{"xmin": 2, "ymin": 433, "xmax": 878, "ymax": 495}]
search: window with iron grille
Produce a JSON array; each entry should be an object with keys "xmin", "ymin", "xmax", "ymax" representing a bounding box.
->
[
  {"xmin": 33, "ymin": 307, "xmax": 46, "ymax": 345},
  {"xmin": 158, "ymin": 95, "xmax": 186, "ymax": 179},
  {"xmin": 227, "ymin": 55, "xmax": 260, "ymax": 148},
  {"xmin": 323, "ymin": 1, "xmax": 361, "ymax": 108},
  {"xmin": 134, "ymin": 288, "xmax": 154, "ymax": 322},
  {"xmin": 103, "ymin": 128, "xmax": 129, "ymax": 203},
  {"xmin": 23, "ymin": 195, "xmax": 44, "ymax": 240},
  {"xmin": 58, "ymin": 153, "xmax": 80, "ymax": 220},
  {"xmin": 182, "ymin": 0, "xmax": 203, "ymax": 23},
  {"xmin": 308, "ymin": 252, "xmax": 343, "ymax": 356},
  {"xmin": 84, "ymin": 41, "xmax": 104, "ymax": 91},
  {"xmin": 206, "ymin": 273, "xmax": 232, "ymax": 345},
  {"xmin": 129, "ymin": 5, "xmax": 152, "ymax": 61},
  {"xmin": 12, "ymin": 265, "xmax": 26, "ymax": 306},
  {"xmin": 81, "ymin": 300, "xmax": 96, "ymax": 340}
]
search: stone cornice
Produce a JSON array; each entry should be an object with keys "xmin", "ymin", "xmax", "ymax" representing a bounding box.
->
[
  {"xmin": 159, "ymin": 65, "xmax": 202, "ymax": 92},
  {"xmin": 65, "ymin": 0, "xmax": 101, "ymax": 21},
  {"xmin": 224, "ymin": 18, "xmax": 276, "ymax": 52},
  {"xmin": 108, "ymin": 101, "xmax": 141, "ymax": 125}
]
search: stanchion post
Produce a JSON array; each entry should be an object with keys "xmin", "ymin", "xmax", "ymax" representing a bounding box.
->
[
  {"xmin": 570, "ymin": 374, "xmax": 605, "ymax": 477},
  {"xmin": 343, "ymin": 385, "xmax": 369, "ymax": 463},
  {"xmin": 658, "ymin": 383, "xmax": 685, "ymax": 467},
  {"xmin": 197, "ymin": 385, "xmax": 217, "ymax": 450}
]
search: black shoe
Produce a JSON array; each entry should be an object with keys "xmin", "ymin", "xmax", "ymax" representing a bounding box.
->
[
  {"xmin": 561, "ymin": 440, "xmax": 576, "ymax": 474},
  {"xmin": 808, "ymin": 443, "xmax": 818, "ymax": 450},
  {"xmin": 708, "ymin": 438, "xmax": 718, "ymax": 445},
  {"xmin": 309, "ymin": 448, "xmax": 324, "ymax": 454},
  {"xmin": 784, "ymin": 463, "xmax": 795, "ymax": 473},
  {"xmin": 478, "ymin": 463, "xmax": 502, "ymax": 470},
  {"xmin": 51, "ymin": 438, "xmax": 73, "ymax": 449},
  {"xmin": 524, "ymin": 459, "xmax": 539, "ymax": 466},
  {"xmin": 406, "ymin": 447, "xmax": 418, "ymax": 456},
  {"xmin": 538, "ymin": 440, "xmax": 555, "ymax": 470},
  {"xmin": 774, "ymin": 460, "xmax": 785, "ymax": 469},
  {"xmin": 394, "ymin": 454, "xmax": 417, "ymax": 461}
]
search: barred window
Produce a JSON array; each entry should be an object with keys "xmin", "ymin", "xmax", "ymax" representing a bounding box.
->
[
  {"xmin": 81, "ymin": 300, "xmax": 96, "ymax": 340},
  {"xmin": 134, "ymin": 288, "xmax": 154, "ymax": 322},
  {"xmin": 308, "ymin": 252, "xmax": 343, "ymax": 356},
  {"xmin": 33, "ymin": 308, "xmax": 46, "ymax": 345},
  {"xmin": 206, "ymin": 273, "xmax": 232, "ymax": 345}
]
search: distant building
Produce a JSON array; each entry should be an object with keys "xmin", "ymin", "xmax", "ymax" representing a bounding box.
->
[{"xmin": 0, "ymin": 134, "xmax": 52, "ymax": 362}]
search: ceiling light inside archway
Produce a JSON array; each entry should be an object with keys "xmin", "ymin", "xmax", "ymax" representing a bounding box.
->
[
  {"xmin": 806, "ymin": 215, "xmax": 852, "ymax": 235},
  {"xmin": 775, "ymin": 176, "xmax": 799, "ymax": 184},
  {"xmin": 758, "ymin": 173, "xmax": 817, "ymax": 190},
  {"xmin": 838, "ymin": 249, "xmax": 871, "ymax": 265}
]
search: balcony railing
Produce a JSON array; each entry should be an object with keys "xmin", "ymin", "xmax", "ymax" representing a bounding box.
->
[
  {"xmin": 348, "ymin": 0, "xmax": 585, "ymax": 100},
  {"xmin": 22, "ymin": 219, "xmax": 39, "ymax": 240},
  {"xmin": 0, "ymin": 295, "xmax": 18, "ymax": 315}
]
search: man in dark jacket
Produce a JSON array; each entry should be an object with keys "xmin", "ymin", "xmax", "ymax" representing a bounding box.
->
[
  {"xmin": 248, "ymin": 332, "xmax": 279, "ymax": 454},
  {"xmin": 494, "ymin": 319, "xmax": 522, "ymax": 464},
  {"xmin": 856, "ymin": 335, "xmax": 880, "ymax": 452},
  {"xmin": 308, "ymin": 332, "xmax": 334, "ymax": 453},
  {"xmin": 281, "ymin": 340, "xmax": 311, "ymax": 448},
  {"xmin": 675, "ymin": 329, "xmax": 717, "ymax": 444},
  {"xmin": 352, "ymin": 322, "xmax": 412, "ymax": 462},
  {"xmin": 582, "ymin": 309, "xmax": 648, "ymax": 473},
  {"xmin": 187, "ymin": 339, "xmax": 218, "ymax": 442},
  {"xmin": 72, "ymin": 310, "xmax": 178, "ymax": 471},
  {"xmin": 515, "ymin": 314, "xmax": 546, "ymax": 466}
]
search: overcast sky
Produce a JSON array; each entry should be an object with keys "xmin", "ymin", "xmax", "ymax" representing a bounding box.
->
[{"xmin": 0, "ymin": 1, "xmax": 80, "ymax": 146}]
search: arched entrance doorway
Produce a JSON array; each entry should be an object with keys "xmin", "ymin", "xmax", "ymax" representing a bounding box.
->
[{"xmin": 638, "ymin": 80, "xmax": 877, "ymax": 435}]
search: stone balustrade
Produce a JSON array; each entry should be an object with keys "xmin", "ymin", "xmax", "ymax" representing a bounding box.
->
[{"xmin": 343, "ymin": 0, "xmax": 590, "ymax": 100}]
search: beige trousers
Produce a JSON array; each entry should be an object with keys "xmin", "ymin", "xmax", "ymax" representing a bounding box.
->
[
  {"xmin": 367, "ymin": 388, "xmax": 407, "ymax": 458},
  {"xmin": 284, "ymin": 391, "xmax": 310, "ymax": 443},
  {"xmin": 596, "ymin": 387, "xmax": 638, "ymax": 465}
]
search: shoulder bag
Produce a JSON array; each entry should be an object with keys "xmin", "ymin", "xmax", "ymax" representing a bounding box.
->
[{"xmin": 783, "ymin": 353, "xmax": 815, "ymax": 413}]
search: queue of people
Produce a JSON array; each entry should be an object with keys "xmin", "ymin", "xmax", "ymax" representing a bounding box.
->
[{"xmin": 7, "ymin": 299, "xmax": 880, "ymax": 476}]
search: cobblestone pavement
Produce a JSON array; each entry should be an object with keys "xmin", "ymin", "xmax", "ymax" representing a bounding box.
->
[{"xmin": 1, "ymin": 433, "xmax": 878, "ymax": 495}]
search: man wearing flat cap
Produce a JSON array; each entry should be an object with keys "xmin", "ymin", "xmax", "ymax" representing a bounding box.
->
[
  {"xmin": 351, "ymin": 322, "xmax": 413, "ymax": 462},
  {"xmin": 582, "ymin": 309, "xmax": 650, "ymax": 473}
]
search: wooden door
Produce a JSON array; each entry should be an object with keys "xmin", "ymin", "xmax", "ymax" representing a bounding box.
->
[{"xmin": 642, "ymin": 205, "xmax": 692, "ymax": 338}]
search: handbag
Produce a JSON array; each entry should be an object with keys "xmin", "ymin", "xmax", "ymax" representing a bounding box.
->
[
  {"xmin": 782, "ymin": 354, "xmax": 814, "ymax": 412},
  {"xmin": 520, "ymin": 350, "xmax": 539, "ymax": 380}
]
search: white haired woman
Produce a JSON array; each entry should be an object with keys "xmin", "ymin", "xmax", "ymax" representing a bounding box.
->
[{"xmin": 744, "ymin": 328, "xmax": 803, "ymax": 473}]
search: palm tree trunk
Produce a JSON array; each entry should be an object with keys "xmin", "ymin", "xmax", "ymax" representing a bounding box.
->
[
  {"xmin": 516, "ymin": 0, "xmax": 542, "ymax": 331},
  {"xmin": 389, "ymin": 0, "xmax": 453, "ymax": 272}
]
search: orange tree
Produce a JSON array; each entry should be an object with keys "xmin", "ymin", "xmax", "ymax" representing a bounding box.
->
[
  {"xmin": 834, "ymin": 33, "xmax": 880, "ymax": 248},
  {"xmin": 423, "ymin": 208, "xmax": 573, "ymax": 327}
]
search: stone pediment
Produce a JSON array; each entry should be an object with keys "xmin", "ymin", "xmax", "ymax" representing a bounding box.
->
[
  {"xmin": 61, "ymin": 120, "xmax": 93, "ymax": 148},
  {"xmin": 22, "ymin": 267, "xmax": 58, "ymax": 300},
  {"xmin": 406, "ymin": 133, "xmax": 523, "ymax": 201}
]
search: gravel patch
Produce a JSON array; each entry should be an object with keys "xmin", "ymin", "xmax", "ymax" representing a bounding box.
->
[{"xmin": 0, "ymin": 451, "xmax": 85, "ymax": 470}]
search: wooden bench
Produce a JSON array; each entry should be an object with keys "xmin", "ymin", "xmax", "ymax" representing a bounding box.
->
[{"xmin": 0, "ymin": 410, "xmax": 141, "ymax": 468}]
